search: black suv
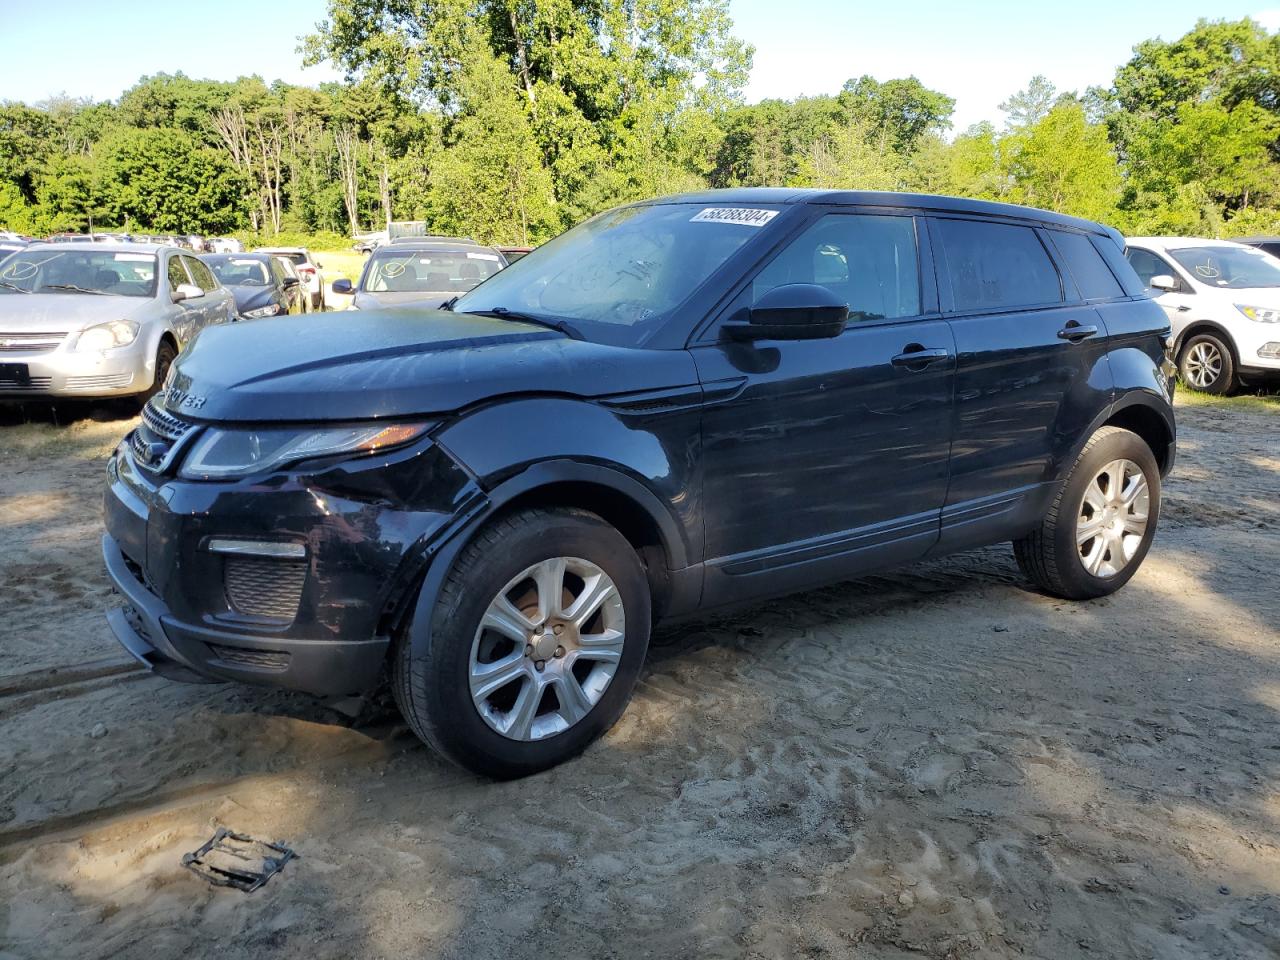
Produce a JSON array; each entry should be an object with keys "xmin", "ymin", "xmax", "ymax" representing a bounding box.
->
[{"xmin": 103, "ymin": 190, "xmax": 1176, "ymax": 778}]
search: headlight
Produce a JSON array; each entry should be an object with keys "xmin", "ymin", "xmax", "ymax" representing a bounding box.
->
[
  {"xmin": 1237, "ymin": 304, "xmax": 1280, "ymax": 323},
  {"xmin": 242, "ymin": 304, "xmax": 283, "ymax": 319},
  {"xmin": 177, "ymin": 422, "xmax": 431, "ymax": 479},
  {"xmin": 73, "ymin": 320, "xmax": 139, "ymax": 352}
]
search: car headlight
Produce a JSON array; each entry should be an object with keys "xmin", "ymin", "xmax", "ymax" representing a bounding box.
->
[
  {"xmin": 1237, "ymin": 304, "xmax": 1280, "ymax": 323},
  {"xmin": 242, "ymin": 304, "xmax": 283, "ymax": 319},
  {"xmin": 73, "ymin": 320, "xmax": 139, "ymax": 352},
  {"xmin": 177, "ymin": 422, "xmax": 431, "ymax": 479}
]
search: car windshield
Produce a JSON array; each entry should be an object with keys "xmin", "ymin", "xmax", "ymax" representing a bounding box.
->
[
  {"xmin": 1170, "ymin": 245, "xmax": 1280, "ymax": 289},
  {"xmin": 0, "ymin": 249, "xmax": 158, "ymax": 296},
  {"xmin": 262, "ymin": 251, "xmax": 306, "ymax": 265},
  {"xmin": 206, "ymin": 256, "xmax": 270, "ymax": 286},
  {"xmin": 363, "ymin": 250, "xmax": 502, "ymax": 294},
  {"xmin": 455, "ymin": 202, "xmax": 781, "ymax": 346}
]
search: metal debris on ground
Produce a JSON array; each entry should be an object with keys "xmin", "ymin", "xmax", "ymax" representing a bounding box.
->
[{"xmin": 182, "ymin": 827, "xmax": 297, "ymax": 892}]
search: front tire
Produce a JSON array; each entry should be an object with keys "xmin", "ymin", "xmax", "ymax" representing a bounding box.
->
[
  {"xmin": 1014, "ymin": 426, "xmax": 1160, "ymax": 600},
  {"xmin": 138, "ymin": 340, "xmax": 176, "ymax": 405},
  {"xmin": 1179, "ymin": 332, "xmax": 1236, "ymax": 395},
  {"xmin": 392, "ymin": 508, "xmax": 651, "ymax": 778}
]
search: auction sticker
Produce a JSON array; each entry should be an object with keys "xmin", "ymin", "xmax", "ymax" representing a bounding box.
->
[{"xmin": 691, "ymin": 207, "xmax": 778, "ymax": 227}]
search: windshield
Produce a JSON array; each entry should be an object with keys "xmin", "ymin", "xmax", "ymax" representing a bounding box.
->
[
  {"xmin": 454, "ymin": 202, "xmax": 780, "ymax": 345},
  {"xmin": 1170, "ymin": 245, "xmax": 1280, "ymax": 289},
  {"xmin": 0, "ymin": 249, "xmax": 158, "ymax": 296},
  {"xmin": 205, "ymin": 255, "xmax": 270, "ymax": 286},
  {"xmin": 362, "ymin": 250, "xmax": 502, "ymax": 294}
]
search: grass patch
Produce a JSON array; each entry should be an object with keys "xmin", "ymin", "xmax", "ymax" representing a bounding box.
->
[
  {"xmin": 0, "ymin": 411, "xmax": 136, "ymax": 462},
  {"xmin": 1176, "ymin": 387, "xmax": 1280, "ymax": 413}
]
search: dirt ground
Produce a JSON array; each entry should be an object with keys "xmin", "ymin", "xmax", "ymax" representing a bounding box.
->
[{"xmin": 1, "ymin": 394, "xmax": 1278, "ymax": 960}]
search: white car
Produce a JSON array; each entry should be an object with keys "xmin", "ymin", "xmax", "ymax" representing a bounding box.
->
[
  {"xmin": 1125, "ymin": 236, "xmax": 1280, "ymax": 394},
  {"xmin": 255, "ymin": 247, "xmax": 325, "ymax": 310}
]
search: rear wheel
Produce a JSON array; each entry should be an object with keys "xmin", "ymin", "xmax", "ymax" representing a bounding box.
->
[
  {"xmin": 1179, "ymin": 332, "xmax": 1236, "ymax": 395},
  {"xmin": 1014, "ymin": 426, "xmax": 1160, "ymax": 600},
  {"xmin": 392, "ymin": 508, "xmax": 651, "ymax": 778}
]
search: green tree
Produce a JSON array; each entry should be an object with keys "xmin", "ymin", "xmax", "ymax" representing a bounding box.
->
[{"xmin": 1001, "ymin": 103, "xmax": 1122, "ymax": 222}]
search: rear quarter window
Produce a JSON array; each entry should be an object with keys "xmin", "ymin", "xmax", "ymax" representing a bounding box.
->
[
  {"xmin": 1049, "ymin": 230, "xmax": 1124, "ymax": 301},
  {"xmin": 934, "ymin": 218, "xmax": 1062, "ymax": 311}
]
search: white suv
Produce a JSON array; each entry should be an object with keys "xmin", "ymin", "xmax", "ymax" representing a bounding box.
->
[
  {"xmin": 255, "ymin": 247, "xmax": 325, "ymax": 310},
  {"xmin": 1125, "ymin": 236, "xmax": 1280, "ymax": 394}
]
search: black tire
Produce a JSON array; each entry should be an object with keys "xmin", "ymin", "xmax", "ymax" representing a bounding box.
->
[
  {"xmin": 392, "ymin": 507, "xmax": 651, "ymax": 779},
  {"xmin": 1013, "ymin": 426, "xmax": 1161, "ymax": 600},
  {"xmin": 139, "ymin": 340, "xmax": 176, "ymax": 405},
  {"xmin": 1178, "ymin": 332, "xmax": 1236, "ymax": 395}
]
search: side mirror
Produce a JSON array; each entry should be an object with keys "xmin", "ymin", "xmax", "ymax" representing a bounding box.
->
[
  {"xmin": 172, "ymin": 283, "xmax": 202, "ymax": 302},
  {"xmin": 724, "ymin": 283, "xmax": 849, "ymax": 341},
  {"xmin": 331, "ymin": 278, "xmax": 354, "ymax": 295},
  {"xmin": 282, "ymin": 276, "xmax": 300, "ymax": 288},
  {"xmin": 1149, "ymin": 274, "xmax": 1179, "ymax": 293},
  {"xmin": 315, "ymin": 260, "xmax": 324, "ymax": 268}
]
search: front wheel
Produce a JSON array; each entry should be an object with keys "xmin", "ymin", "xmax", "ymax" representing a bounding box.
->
[
  {"xmin": 1179, "ymin": 332, "xmax": 1236, "ymax": 395},
  {"xmin": 392, "ymin": 508, "xmax": 651, "ymax": 778},
  {"xmin": 1014, "ymin": 426, "xmax": 1160, "ymax": 600},
  {"xmin": 138, "ymin": 340, "xmax": 176, "ymax": 405}
]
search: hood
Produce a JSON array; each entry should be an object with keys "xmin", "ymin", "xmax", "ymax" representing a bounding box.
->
[
  {"xmin": 353, "ymin": 290, "xmax": 454, "ymax": 310},
  {"xmin": 164, "ymin": 309, "xmax": 698, "ymax": 422},
  {"xmin": 1190, "ymin": 284, "xmax": 1280, "ymax": 308},
  {"xmin": 226, "ymin": 284, "xmax": 279, "ymax": 313},
  {"xmin": 0, "ymin": 292, "xmax": 149, "ymax": 332}
]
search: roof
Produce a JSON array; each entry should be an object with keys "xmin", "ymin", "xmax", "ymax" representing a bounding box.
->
[
  {"xmin": 646, "ymin": 187, "xmax": 1120, "ymax": 239},
  {"xmin": 24, "ymin": 241, "xmax": 171, "ymax": 253},
  {"xmin": 1231, "ymin": 236, "xmax": 1280, "ymax": 244},
  {"xmin": 254, "ymin": 246, "xmax": 309, "ymax": 254},
  {"xmin": 202, "ymin": 251, "xmax": 274, "ymax": 260},
  {"xmin": 1125, "ymin": 236, "xmax": 1251, "ymax": 250}
]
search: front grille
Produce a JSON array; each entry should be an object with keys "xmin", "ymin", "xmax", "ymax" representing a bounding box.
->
[
  {"xmin": 64, "ymin": 372, "xmax": 135, "ymax": 390},
  {"xmin": 224, "ymin": 557, "xmax": 307, "ymax": 620},
  {"xmin": 129, "ymin": 398, "xmax": 196, "ymax": 471},
  {"xmin": 209, "ymin": 645, "xmax": 290, "ymax": 671},
  {"xmin": 0, "ymin": 376, "xmax": 52, "ymax": 392},
  {"xmin": 0, "ymin": 331, "xmax": 67, "ymax": 352}
]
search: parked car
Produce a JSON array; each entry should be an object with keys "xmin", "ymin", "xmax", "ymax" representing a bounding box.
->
[
  {"xmin": 352, "ymin": 232, "xmax": 387, "ymax": 255},
  {"xmin": 1125, "ymin": 236, "xmax": 1280, "ymax": 393},
  {"xmin": 389, "ymin": 235, "xmax": 476, "ymax": 245},
  {"xmin": 208, "ymin": 237, "xmax": 244, "ymax": 254},
  {"xmin": 202, "ymin": 253, "xmax": 304, "ymax": 321},
  {"xmin": 0, "ymin": 242, "xmax": 234, "ymax": 399},
  {"xmin": 256, "ymin": 247, "xmax": 325, "ymax": 310},
  {"xmin": 1234, "ymin": 236, "xmax": 1280, "ymax": 260},
  {"xmin": 332, "ymin": 241, "xmax": 506, "ymax": 309},
  {"xmin": 498, "ymin": 246, "xmax": 534, "ymax": 263},
  {"xmin": 102, "ymin": 189, "xmax": 1175, "ymax": 778}
]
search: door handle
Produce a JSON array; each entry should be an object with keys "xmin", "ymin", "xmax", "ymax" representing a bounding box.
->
[
  {"xmin": 1057, "ymin": 323, "xmax": 1099, "ymax": 343},
  {"xmin": 1176, "ymin": 305, "xmax": 1191, "ymax": 312},
  {"xmin": 891, "ymin": 346, "xmax": 951, "ymax": 369}
]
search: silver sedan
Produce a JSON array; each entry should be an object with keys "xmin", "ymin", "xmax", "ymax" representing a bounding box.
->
[{"xmin": 0, "ymin": 243, "xmax": 235, "ymax": 399}]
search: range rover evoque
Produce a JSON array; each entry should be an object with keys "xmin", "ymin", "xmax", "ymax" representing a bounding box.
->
[{"xmin": 103, "ymin": 189, "xmax": 1176, "ymax": 778}]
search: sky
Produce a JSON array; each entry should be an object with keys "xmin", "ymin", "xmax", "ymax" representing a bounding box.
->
[{"xmin": 1, "ymin": 0, "xmax": 1277, "ymax": 131}]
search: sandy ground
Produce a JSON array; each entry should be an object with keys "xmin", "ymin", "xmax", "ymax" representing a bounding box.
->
[{"xmin": 1, "ymin": 395, "xmax": 1279, "ymax": 960}]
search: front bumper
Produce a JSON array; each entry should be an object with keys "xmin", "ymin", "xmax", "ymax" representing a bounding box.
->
[
  {"xmin": 101, "ymin": 428, "xmax": 479, "ymax": 696},
  {"xmin": 0, "ymin": 340, "xmax": 151, "ymax": 397}
]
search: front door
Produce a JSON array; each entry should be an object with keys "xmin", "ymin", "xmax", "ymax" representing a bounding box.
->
[{"xmin": 691, "ymin": 210, "xmax": 956, "ymax": 607}]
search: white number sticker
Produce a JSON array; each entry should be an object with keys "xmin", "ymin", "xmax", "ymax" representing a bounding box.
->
[
  {"xmin": 114, "ymin": 253, "xmax": 154, "ymax": 262},
  {"xmin": 690, "ymin": 207, "xmax": 778, "ymax": 227},
  {"xmin": 467, "ymin": 252, "xmax": 500, "ymax": 261}
]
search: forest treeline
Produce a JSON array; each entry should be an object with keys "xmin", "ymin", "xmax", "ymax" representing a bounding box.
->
[{"xmin": 0, "ymin": 5, "xmax": 1275, "ymax": 245}]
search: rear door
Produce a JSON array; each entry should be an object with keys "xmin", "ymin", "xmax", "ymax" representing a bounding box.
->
[{"xmin": 929, "ymin": 216, "xmax": 1114, "ymax": 552}]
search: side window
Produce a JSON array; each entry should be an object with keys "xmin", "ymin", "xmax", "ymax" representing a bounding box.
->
[
  {"xmin": 188, "ymin": 258, "xmax": 218, "ymax": 292},
  {"xmin": 1125, "ymin": 248, "xmax": 1173, "ymax": 289},
  {"xmin": 1049, "ymin": 230, "xmax": 1124, "ymax": 301},
  {"xmin": 166, "ymin": 256, "xmax": 190, "ymax": 292},
  {"xmin": 935, "ymin": 218, "xmax": 1062, "ymax": 311},
  {"xmin": 752, "ymin": 214, "xmax": 920, "ymax": 323}
]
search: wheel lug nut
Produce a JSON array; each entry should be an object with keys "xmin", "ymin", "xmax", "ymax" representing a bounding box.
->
[
  {"xmin": 554, "ymin": 646, "xmax": 565, "ymax": 658},
  {"xmin": 524, "ymin": 644, "xmax": 533, "ymax": 657},
  {"xmin": 535, "ymin": 660, "xmax": 545, "ymax": 672},
  {"xmin": 535, "ymin": 626, "xmax": 543, "ymax": 635},
  {"xmin": 553, "ymin": 624, "xmax": 563, "ymax": 636}
]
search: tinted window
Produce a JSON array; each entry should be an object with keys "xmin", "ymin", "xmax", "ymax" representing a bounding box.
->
[
  {"xmin": 1125, "ymin": 248, "xmax": 1174, "ymax": 288},
  {"xmin": 753, "ymin": 214, "xmax": 920, "ymax": 322},
  {"xmin": 935, "ymin": 218, "xmax": 1061, "ymax": 311},
  {"xmin": 166, "ymin": 256, "xmax": 190, "ymax": 291},
  {"xmin": 1050, "ymin": 230, "xmax": 1124, "ymax": 300}
]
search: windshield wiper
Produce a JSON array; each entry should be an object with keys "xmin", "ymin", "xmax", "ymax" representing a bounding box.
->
[
  {"xmin": 441, "ymin": 296, "xmax": 459, "ymax": 311},
  {"xmin": 40, "ymin": 284, "xmax": 110, "ymax": 296},
  {"xmin": 462, "ymin": 306, "xmax": 583, "ymax": 340},
  {"xmin": 0, "ymin": 281, "xmax": 31, "ymax": 294}
]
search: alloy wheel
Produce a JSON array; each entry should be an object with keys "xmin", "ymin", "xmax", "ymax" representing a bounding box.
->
[
  {"xmin": 1183, "ymin": 341, "xmax": 1222, "ymax": 389},
  {"xmin": 1076, "ymin": 458, "xmax": 1150, "ymax": 578},
  {"xmin": 469, "ymin": 556, "xmax": 626, "ymax": 741}
]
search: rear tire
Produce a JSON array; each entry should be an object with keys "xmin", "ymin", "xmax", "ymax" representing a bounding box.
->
[
  {"xmin": 1014, "ymin": 426, "xmax": 1160, "ymax": 600},
  {"xmin": 1178, "ymin": 332, "xmax": 1236, "ymax": 395},
  {"xmin": 392, "ymin": 508, "xmax": 651, "ymax": 779}
]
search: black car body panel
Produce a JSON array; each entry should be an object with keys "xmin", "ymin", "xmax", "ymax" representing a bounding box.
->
[{"xmin": 102, "ymin": 188, "xmax": 1176, "ymax": 698}]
